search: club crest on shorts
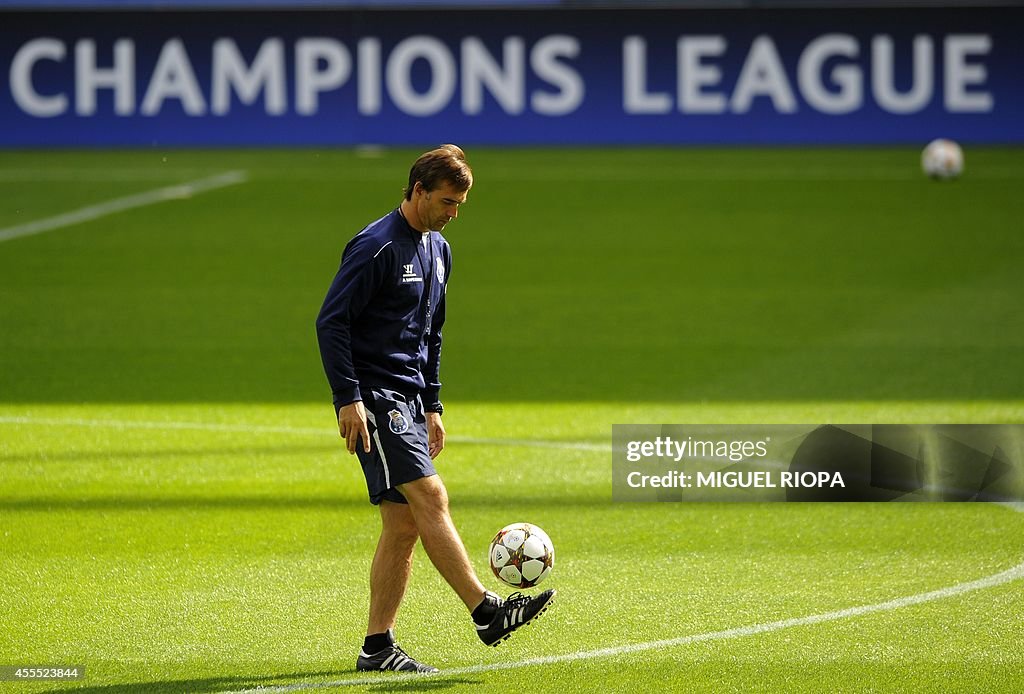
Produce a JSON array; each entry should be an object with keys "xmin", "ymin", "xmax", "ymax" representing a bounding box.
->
[{"xmin": 387, "ymin": 409, "xmax": 409, "ymax": 434}]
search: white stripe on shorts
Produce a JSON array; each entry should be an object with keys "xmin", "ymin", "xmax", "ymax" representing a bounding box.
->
[{"xmin": 364, "ymin": 410, "xmax": 391, "ymax": 490}]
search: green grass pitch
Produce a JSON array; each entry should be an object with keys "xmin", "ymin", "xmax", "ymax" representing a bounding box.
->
[{"xmin": 1, "ymin": 148, "xmax": 1023, "ymax": 692}]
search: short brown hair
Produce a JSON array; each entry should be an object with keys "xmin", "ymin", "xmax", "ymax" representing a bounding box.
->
[{"xmin": 403, "ymin": 144, "xmax": 473, "ymax": 200}]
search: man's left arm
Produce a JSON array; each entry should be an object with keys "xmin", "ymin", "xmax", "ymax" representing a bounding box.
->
[{"xmin": 424, "ymin": 256, "xmax": 448, "ymax": 459}]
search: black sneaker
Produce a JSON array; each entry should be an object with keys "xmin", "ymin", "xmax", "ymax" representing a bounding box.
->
[
  {"xmin": 356, "ymin": 643, "xmax": 439, "ymax": 673},
  {"xmin": 476, "ymin": 589, "xmax": 556, "ymax": 647}
]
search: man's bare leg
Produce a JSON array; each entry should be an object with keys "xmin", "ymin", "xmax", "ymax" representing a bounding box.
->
[
  {"xmin": 357, "ymin": 498, "xmax": 439, "ymax": 673},
  {"xmin": 397, "ymin": 475, "xmax": 487, "ymax": 611},
  {"xmin": 367, "ymin": 499, "xmax": 419, "ymax": 635}
]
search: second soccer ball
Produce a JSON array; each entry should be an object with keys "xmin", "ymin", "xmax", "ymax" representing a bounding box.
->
[
  {"xmin": 921, "ymin": 138, "xmax": 964, "ymax": 180},
  {"xmin": 489, "ymin": 522, "xmax": 554, "ymax": 589}
]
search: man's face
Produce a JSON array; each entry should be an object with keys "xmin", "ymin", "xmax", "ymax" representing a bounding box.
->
[{"xmin": 416, "ymin": 181, "xmax": 469, "ymax": 232}]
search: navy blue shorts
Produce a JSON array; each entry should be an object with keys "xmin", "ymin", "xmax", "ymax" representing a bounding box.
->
[{"xmin": 337, "ymin": 388, "xmax": 437, "ymax": 505}]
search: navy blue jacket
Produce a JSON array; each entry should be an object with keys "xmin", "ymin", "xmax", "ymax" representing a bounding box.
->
[{"xmin": 316, "ymin": 209, "xmax": 451, "ymax": 410}]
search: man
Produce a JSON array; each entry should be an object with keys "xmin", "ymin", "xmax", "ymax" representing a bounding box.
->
[{"xmin": 316, "ymin": 145, "xmax": 555, "ymax": 674}]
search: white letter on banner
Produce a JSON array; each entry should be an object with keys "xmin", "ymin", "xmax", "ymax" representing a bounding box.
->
[
  {"xmin": 730, "ymin": 35, "xmax": 796, "ymax": 113},
  {"xmin": 141, "ymin": 39, "xmax": 206, "ymax": 116},
  {"xmin": 75, "ymin": 39, "xmax": 134, "ymax": 116},
  {"xmin": 872, "ymin": 35, "xmax": 933, "ymax": 114},
  {"xmin": 212, "ymin": 38, "xmax": 286, "ymax": 115},
  {"xmin": 798, "ymin": 34, "xmax": 862, "ymax": 114},
  {"xmin": 295, "ymin": 39, "xmax": 351, "ymax": 116},
  {"xmin": 530, "ymin": 35, "xmax": 584, "ymax": 116},
  {"xmin": 678, "ymin": 36, "xmax": 726, "ymax": 114},
  {"xmin": 10, "ymin": 38, "xmax": 68, "ymax": 117},
  {"xmin": 623, "ymin": 36, "xmax": 671, "ymax": 114},
  {"xmin": 945, "ymin": 35, "xmax": 992, "ymax": 112},
  {"xmin": 462, "ymin": 37, "xmax": 525, "ymax": 115},
  {"xmin": 358, "ymin": 38, "xmax": 382, "ymax": 116},
  {"xmin": 386, "ymin": 36, "xmax": 456, "ymax": 116}
]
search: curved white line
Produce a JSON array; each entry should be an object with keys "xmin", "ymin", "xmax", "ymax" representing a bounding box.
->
[{"xmin": 228, "ymin": 550, "xmax": 1024, "ymax": 693}]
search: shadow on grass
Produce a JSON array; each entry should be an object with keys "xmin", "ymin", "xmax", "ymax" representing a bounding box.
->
[
  {"xmin": 0, "ymin": 443, "xmax": 337, "ymax": 466},
  {"xmin": 0, "ymin": 496, "xmax": 367, "ymax": 512},
  {"xmin": 42, "ymin": 671, "xmax": 482, "ymax": 693},
  {"xmin": 0, "ymin": 494, "xmax": 607, "ymax": 512},
  {"xmin": 41, "ymin": 669, "xmax": 348, "ymax": 694},
  {"xmin": 364, "ymin": 678, "xmax": 482, "ymax": 692}
]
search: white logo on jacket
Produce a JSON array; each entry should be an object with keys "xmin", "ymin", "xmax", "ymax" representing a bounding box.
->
[{"xmin": 402, "ymin": 264, "xmax": 422, "ymax": 283}]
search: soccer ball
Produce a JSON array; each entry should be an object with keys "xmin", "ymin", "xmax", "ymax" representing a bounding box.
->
[
  {"xmin": 921, "ymin": 138, "xmax": 964, "ymax": 180},
  {"xmin": 488, "ymin": 523, "xmax": 554, "ymax": 589}
]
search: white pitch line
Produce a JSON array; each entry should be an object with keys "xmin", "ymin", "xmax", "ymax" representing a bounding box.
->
[
  {"xmin": 0, "ymin": 415, "xmax": 608, "ymax": 451},
  {"xmin": 229, "ymin": 551, "xmax": 1024, "ymax": 693},
  {"xmin": 0, "ymin": 415, "xmax": 325, "ymax": 437},
  {"xmin": 0, "ymin": 170, "xmax": 248, "ymax": 244},
  {"xmin": 453, "ymin": 436, "xmax": 607, "ymax": 451}
]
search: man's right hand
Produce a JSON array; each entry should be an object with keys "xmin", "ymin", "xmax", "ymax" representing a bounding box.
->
[{"xmin": 338, "ymin": 401, "xmax": 371, "ymax": 455}]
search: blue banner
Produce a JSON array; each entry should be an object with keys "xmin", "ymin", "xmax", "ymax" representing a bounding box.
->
[{"xmin": 1, "ymin": 8, "xmax": 1021, "ymax": 145}]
